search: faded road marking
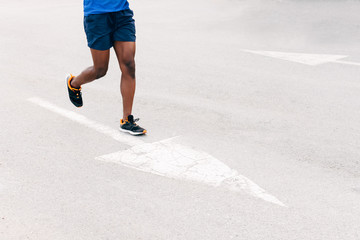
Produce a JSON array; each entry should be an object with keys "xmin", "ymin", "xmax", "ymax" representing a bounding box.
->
[
  {"xmin": 28, "ymin": 97, "xmax": 143, "ymax": 147},
  {"xmin": 28, "ymin": 97, "xmax": 286, "ymax": 207},
  {"xmin": 97, "ymin": 139, "xmax": 286, "ymax": 207},
  {"xmin": 242, "ymin": 49, "xmax": 360, "ymax": 66}
]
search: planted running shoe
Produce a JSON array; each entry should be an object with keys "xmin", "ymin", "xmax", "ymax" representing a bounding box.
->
[
  {"xmin": 120, "ymin": 115, "xmax": 147, "ymax": 135},
  {"xmin": 66, "ymin": 74, "xmax": 83, "ymax": 108}
]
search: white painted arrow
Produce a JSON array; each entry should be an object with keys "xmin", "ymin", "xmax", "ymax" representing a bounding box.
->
[
  {"xmin": 28, "ymin": 97, "xmax": 286, "ymax": 207},
  {"xmin": 242, "ymin": 49, "xmax": 360, "ymax": 66},
  {"xmin": 96, "ymin": 138, "xmax": 286, "ymax": 207}
]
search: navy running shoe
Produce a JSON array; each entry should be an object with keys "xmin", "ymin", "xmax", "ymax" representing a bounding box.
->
[
  {"xmin": 66, "ymin": 74, "xmax": 83, "ymax": 108},
  {"xmin": 120, "ymin": 115, "xmax": 147, "ymax": 135}
]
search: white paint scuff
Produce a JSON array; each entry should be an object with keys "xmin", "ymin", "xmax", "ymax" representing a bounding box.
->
[{"xmin": 28, "ymin": 97, "xmax": 286, "ymax": 207}]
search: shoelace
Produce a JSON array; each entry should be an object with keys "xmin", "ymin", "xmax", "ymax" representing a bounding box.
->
[{"xmin": 128, "ymin": 118, "xmax": 140, "ymax": 126}]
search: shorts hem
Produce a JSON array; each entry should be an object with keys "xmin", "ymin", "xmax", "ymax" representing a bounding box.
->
[{"xmin": 88, "ymin": 44, "xmax": 113, "ymax": 51}]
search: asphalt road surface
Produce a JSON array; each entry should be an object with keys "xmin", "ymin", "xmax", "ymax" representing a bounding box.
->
[{"xmin": 1, "ymin": 0, "xmax": 360, "ymax": 239}]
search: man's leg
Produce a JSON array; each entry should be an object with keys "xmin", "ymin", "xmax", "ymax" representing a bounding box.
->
[
  {"xmin": 113, "ymin": 41, "xmax": 136, "ymax": 120},
  {"xmin": 71, "ymin": 49, "xmax": 110, "ymax": 89}
]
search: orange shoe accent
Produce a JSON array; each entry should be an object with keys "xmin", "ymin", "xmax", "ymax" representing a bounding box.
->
[
  {"xmin": 67, "ymin": 74, "xmax": 81, "ymax": 92},
  {"xmin": 120, "ymin": 119, "xmax": 131, "ymax": 124}
]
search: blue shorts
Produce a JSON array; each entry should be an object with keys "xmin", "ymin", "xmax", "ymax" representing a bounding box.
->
[{"xmin": 83, "ymin": 9, "xmax": 136, "ymax": 51}]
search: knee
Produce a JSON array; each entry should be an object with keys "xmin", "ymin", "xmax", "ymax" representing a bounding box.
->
[
  {"xmin": 121, "ymin": 59, "xmax": 136, "ymax": 78},
  {"xmin": 94, "ymin": 67, "xmax": 108, "ymax": 79}
]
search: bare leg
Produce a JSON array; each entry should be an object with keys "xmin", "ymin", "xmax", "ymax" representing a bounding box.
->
[
  {"xmin": 113, "ymin": 41, "xmax": 136, "ymax": 120},
  {"xmin": 71, "ymin": 49, "xmax": 110, "ymax": 89}
]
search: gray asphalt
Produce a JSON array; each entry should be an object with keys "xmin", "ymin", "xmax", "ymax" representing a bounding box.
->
[{"xmin": 1, "ymin": 0, "xmax": 360, "ymax": 239}]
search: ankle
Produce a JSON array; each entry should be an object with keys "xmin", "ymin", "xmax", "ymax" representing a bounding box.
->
[
  {"xmin": 70, "ymin": 77, "xmax": 81, "ymax": 89},
  {"xmin": 122, "ymin": 114, "xmax": 132, "ymax": 121}
]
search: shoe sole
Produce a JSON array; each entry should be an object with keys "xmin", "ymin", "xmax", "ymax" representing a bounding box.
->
[{"xmin": 119, "ymin": 127, "xmax": 147, "ymax": 135}]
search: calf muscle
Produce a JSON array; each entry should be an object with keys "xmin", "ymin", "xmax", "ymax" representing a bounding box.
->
[{"xmin": 71, "ymin": 49, "xmax": 110, "ymax": 88}]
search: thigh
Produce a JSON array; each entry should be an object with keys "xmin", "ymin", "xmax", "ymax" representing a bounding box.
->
[
  {"xmin": 113, "ymin": 41, "xmax": 136, "ymax": 65},
  {"xmin": 90, "ymin": 48, "xmax": 110, "ymax": 70}
]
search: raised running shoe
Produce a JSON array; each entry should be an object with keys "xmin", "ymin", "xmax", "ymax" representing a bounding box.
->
[{"xmin": 66, "ymin": 74, "xmax": 83, "ymax": 108}]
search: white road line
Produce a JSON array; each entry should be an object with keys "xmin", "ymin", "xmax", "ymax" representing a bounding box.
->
[
  {"xmin": 27, "ymin": 97, "xmax": 143, "ymax": 147},
  {"xmin": 242, "ymin": 49, "xmax": 347, "ymax": 66},
  {"xmin": 28, "ymin": 97, "xmax": 286, "ymax": 207},
  {"xmin": 333, "ymin": 60, "xmax": 360, "ymax": 66},
  {"xmin": 242, "ymin": 49, "xmax": 360, "ymax": 67}
]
